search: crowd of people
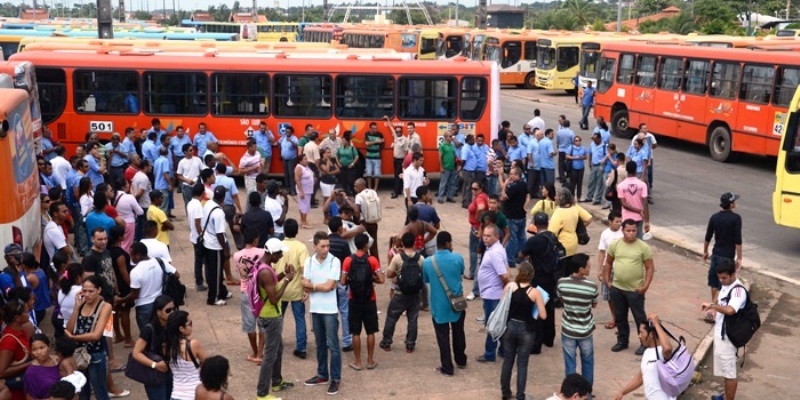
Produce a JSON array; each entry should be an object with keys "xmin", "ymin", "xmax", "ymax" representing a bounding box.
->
[{"xmin": 6, "ymin": 109, "xmax": 746, "ymax": 400}]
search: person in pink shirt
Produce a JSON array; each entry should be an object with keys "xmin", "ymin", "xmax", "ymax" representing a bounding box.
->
[
  {"xmin": 234, "ymin": 227, "xmax": 266, "ymax": 364},
  {"xmin": 616, "ymin": 161, "xmax": 649, "ymax": 239}
]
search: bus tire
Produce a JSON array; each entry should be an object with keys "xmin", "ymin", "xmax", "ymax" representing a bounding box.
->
[
  {"xmin": 565, "ymin": 89, "xmax": 577, "ymax": 95},
  {"xmin": 611, "ymin": 108, "xmax": 635, "ymax": 139},
  {"xmin": 524, "ymin": 72, "xmax": 536, "ymax": 89},
  {"xmin": 708, "ymin": 126, "xmax": 735, "ymax": 162}
]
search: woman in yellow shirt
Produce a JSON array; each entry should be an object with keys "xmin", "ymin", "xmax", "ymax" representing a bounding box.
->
[
  {"xmin": 548, "ymin": 186, "xmax": 592, "ymax": 256},
  {"xmin": 529, "ymin": 182, "xmax": 557, "ymax": 218}
]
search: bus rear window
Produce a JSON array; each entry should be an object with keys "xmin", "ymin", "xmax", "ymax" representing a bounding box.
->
[
  {"xmin": 398, "ymin": 77, "xmax": 457, "ymax": 120},
  {"xmin": 710, "ymin": 62, "xmax": 739, "ymax": 100},
  {"xmin": 211, "ymin": 73, "xmax": 269, "ymax": 116},
  {"xmin": 35, "ymin": 67, "xmax": 66, "ymax": 125},
  {"xmin": 273, "ymin": 74, "xmax": 332, "ymax": 118},
  {"xmin": 774, "ymin": 67, "xmax": 800, "ymax": 107},
  {"xmin": 740, "ymin": 64, "xmax": 774, "ymax": 105},
  {"xmin": 73, "ymin": 70, "xmax": 139, "ymax": 114},
  {"xmin": 335, "ymin": 75, "xmax": 394, "ymax": 119},
  {"xmin": 460, "ymin": 77, "xmax": 487, "ymax": 121},
  {"xmin": 143, "ymin": 72, "xmax": 208, "ymax": 116}
]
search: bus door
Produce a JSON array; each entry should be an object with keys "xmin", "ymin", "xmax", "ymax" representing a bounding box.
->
[
  {"xmin": 676, "ymin": 59, "xmax": 711, "ymax": 141},
  {"xmin": 502, "ymin": 40, "xmax": 523, "ymax": 82},
  {"xmin": 773, "ymin": 101, "xmax": 800, "ymax": 228},
  {"xmin": 771, "ymin": 66, "xmax": 800, "ymax": 154},
  {"xmin": 651, "ymin": 55, "xmax": 684, "ymax": 135},
  {"xmin": 735, "ymin": 63, "xmax": 775, "ymax": 154}
]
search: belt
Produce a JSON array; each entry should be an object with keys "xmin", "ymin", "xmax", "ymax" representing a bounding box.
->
[{"xmin": 592, "ymin": 163, "xmax": 602, "ymax": 167}]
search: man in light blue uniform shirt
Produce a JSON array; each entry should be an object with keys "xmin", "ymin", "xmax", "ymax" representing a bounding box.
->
[
  {"xmin": 41, "ymin": 128, "xmax": 58, "ymax": 162},
  {"xmin": 539, "ymin": 129, "xmax": 556, "ymax": 185},
  {"xmin": 141, "ymin": 131, "xmax": 159, "ymax": 164},
  {"xmin": 280, "ymin": 126, "xmax": 299, "ymax": 196},
  {"xmin": 593, "ymin": 116, "xmax": 611, "ymax": 145},
  {"xmin": 526, "ymin": 127, "xmax": 540, "ymax": 198},
  {"xmin": 84, "ymin": 142, "xmax": 105, "ymax": 190},
  {"xmin": 153, "ymin": 147, "xmax": 172, "ymax": 214},
  {"xmin": 193, "ymin": 122, "xmax": 218, "ymax": 158},
  {"xmin": 147, "ymin": 118, "xmax": 168, "ymax": 143},
  {"xmin": 105, "ymin": 133, "xmax": 129, "ymax": 185},
  {"xmin": 506, "ymin": 136, "xmax": 526, "ymax": 163},
  {"xmin": 254, "ymin": 121, "xmax": 275, "ymax": 174},
  {"xmin": 556, "ymin": 118, "xmax": 575, "ymax": 184}
]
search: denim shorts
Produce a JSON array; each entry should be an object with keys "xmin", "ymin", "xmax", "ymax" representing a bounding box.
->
[
  {"xmin": 707, "ymin": 255, "xmax": 728, "ymax": 289},
  {"xmin": 601, "ymin": 272, "xmax": 614, "ymax": 301},
  {"xmin": 240, "ymin": 292, "xmax": 263, "ymax": 333},
  {"xmin": 365, "ymin": 159, "xmax": 381, "ymax": 177}
]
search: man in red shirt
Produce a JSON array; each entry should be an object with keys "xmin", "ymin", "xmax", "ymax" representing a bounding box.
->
[
  {"xmin": 340, "ymin": 233, "xmax": 384, "ymax": 371},
  {"xmin": 124, "ymin": 154, "xmax": 141, "ymax": 186}
]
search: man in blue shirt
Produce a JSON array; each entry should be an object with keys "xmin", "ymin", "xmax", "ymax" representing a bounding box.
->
[
  {"xmin": 506, "ymin": 136, "xmax": 526, "ymax": 163},
  {"xmin": 83, "ymin": 142, "xmax": 106, "ymax": 190},
  {"xmin": 539, "ymin": 129, "xmax": 557, "ymax": 185},
  {"xmin": 594, "ymin": 116, "xmax": 611, "ymax": 145},
  {"xmin": 459, "ymin": 134, "xmax": 477, "ymax": 208},
  {"xmin": 526, "ymin": 127, "xmax": 541, "ymax": 198},
  {"xmin": 579, "ymin": 81, "xmax": 596, "ymax": 130},
  {"xmin": 40, "ymin": 127, "xmax": 58, "ymax": 162},
  {"xmin": 105, "ymin": 133, "xmax": 129, "ymax": 185},
  {"xmin": 254, "ymin": 121, "xmax": 276, "ymax": 174},
  {"xmin": 141, "ymin": 131, "xmax": 159, "ymax": 164},
  {"xmin": 280, "ymin": 126, "xmax": 300, "ymax": 196},
  {"xmin": 422, "ymin": 231, "xmax": 466, "ymax": 376},
  {"xmin": 146, "ymin": 118, "xmax": 168, "ymax": 143},
  {"xmin": 566, "ymin": 136, "xmax": 588, "ymax": 201},
  {"xmin": 556, "ymin": 119, "xmax": 575, "ymax": 184},
  {"xmin": 585, "ymin": 132, "xmax": 608, "ymax": 205},
  {"xmin": 124, "ymin": 92, "xmax": 139, "ymax": 113},
  {"xmin": 153, "ymin": 147, "xmax": 172, "ymax": 215},
  {"xmin": 193, "ymin": 122, "xmax": 218, "ymax": 158}
]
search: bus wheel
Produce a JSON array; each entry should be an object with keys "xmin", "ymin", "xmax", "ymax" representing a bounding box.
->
[
  {"xmin": 611, "ymin": 108, "xmax": 635, "ymax": 138},
  {"xmin": 708, "ymin": 126, "xmax": 734, "ymax": 162},
  {"xmin": 565, "ymin": 89, "xmax": 577, "ymax": 95},
  {"xmin": 524, "ymin": 72, "xmax": 537, "ymax": 89}
]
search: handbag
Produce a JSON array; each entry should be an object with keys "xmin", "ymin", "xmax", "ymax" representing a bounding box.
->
[
  {"xmin": 73, "ymin": 301, "xmax": 104, "ymax": 370},
  {"xmin": 605, "ymin": 168, "xmax": 618, "ymax": 201},
  {"xmin": 486, "ymin": 283, "xmax": 515, "ymax": 342},
  {"xmin": 430, "ymin": 256, "xmax": 467, "ymax": 313},
  {"xmin": 196, "ymin": 206, "xmax": 221, "ymax": 247},
  {"xmin": 576, "ymin": 217, "xmax": 590, "ymax": 245},
  {"xmin": 125, "ymin": 350, "xmax": 166, "ymax": 385},
  {"xmin": 1, "ymin": 334, "xmax": 30, "ymax": 390},
  {"xmin": 656, "ymin": 325, "xmax": 697, "ymax": 397}
]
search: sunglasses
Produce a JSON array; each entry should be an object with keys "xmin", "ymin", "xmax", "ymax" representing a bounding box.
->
[{"xmin": 164, "ymin": 307, "xmax": 175, "ymax": 314}]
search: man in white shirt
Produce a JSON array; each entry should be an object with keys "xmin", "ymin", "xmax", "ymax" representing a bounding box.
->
[
  {"xmin": 597, "ymin": 210, "xmax": 623, "ymax": 330},
  {"xmin": 131, "ymin": 160, "xmax": 153, "ymax": 241},
  {"xmin": 354, "ymin": 178, "xmax": 381, "ymax": 262},
  {"xmin": 186, "ymin": 183, "xmax": 207, "ymax": 292},
  {"xmin": 139, "ymin": 220, "xmax": 172, "ymax": 263},
  {"xmin": 121, "ymin": 241, "xmax": 177, "ymax": 331},
  {"xmin": 239, "ymin": 138, "xmax": 263, "ymax": 195},
  {"xmin": 176, "ymin": 143, "xmax": 203, "ymax": 210},
  {"xmin": 527, "ymin": 108, "xmax": 546, "ymax": 134},
  {"xmin": 50, "ymin": 146, "xmax": 72, "ymax": 189},
  {"xmin": 264, "ymin": 181, "xmax": 288, "ymax": 240},
  {"xmin": 545, "ymin": 374, "xmax": 593, "ymax": 400},
  {"xmin": 202, "ymin": 186, "xmax": 231, "ymax": 306},
  {"xmin": 43, "ymin": 201, "xmax": 73, "ymax": 261},
  {"xmin": 303, "ymin": 132, "xmax": 322, "ymax": 207},
  {"xmin": 402, "ymin": 152, "xmax": 428, "ymax": 208}
]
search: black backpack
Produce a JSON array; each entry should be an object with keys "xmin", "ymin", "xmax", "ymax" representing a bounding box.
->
[
  {"xmin": 540, "ymin": 231, "xmax": 567, "ymax": 279},
  {"xmin": 156, "ymin": 258, "xmax": 186, "ymax": 307},
  {"xmin": 397, "ymin": 251, "xmax": 424, "ymax": 295},
  {"xmin": 348, "ymin": 253, "xmax": 374, "ymax": 304},
  {"xmin": 722, "ymin": 284, "xmax": 761, "ymax": 348}
]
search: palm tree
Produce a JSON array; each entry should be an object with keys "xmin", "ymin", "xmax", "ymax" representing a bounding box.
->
[{"xmin": 560, "ymin": 0, "xmax": 600, "ymax": 27}]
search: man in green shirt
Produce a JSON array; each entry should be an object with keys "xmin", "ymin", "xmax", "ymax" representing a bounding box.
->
[
  {"xmin": 604, "ymin": 219, "xmax": 654, "ymax": 356},
  {"xmin": 364, "ymin": 122, "xmax": 385, "ymax": 191},
  {"xmin": 437, "ymin": 128, "xmax": 458, "ymax": 203}
]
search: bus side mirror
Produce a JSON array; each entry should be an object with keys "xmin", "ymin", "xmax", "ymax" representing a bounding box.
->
[
  {"xmin": 0, "ymin": 120, "xmax": 8, "ymax": 139},
  {"xmin": 784, "ymin": 112, "xmax": 798, "ymax": 152}
]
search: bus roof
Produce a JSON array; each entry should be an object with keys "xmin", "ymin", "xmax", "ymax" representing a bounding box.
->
[
  {"xmin": 23, "ymin": 48, "xmax": 413, "ymax": 60},
  {"xmin": 601, "ymin": 41, "xmax": 800, "ymax": 63}
]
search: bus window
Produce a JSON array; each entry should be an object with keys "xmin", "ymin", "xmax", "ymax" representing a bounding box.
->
[
  {"xmin": 683, "ymin": 59, "xmax": 710, "ymax": 95},
  {"xmin": 774, "ymin": 67, "xmax": 800, "ymax": 107},
  {"xmin": 34, "ymin": 68, "xmax": 66, "ymax": 125},
  {"xmin": 398, "ymin": 77, "xmax": 457, "ymax": 119},
  {"xmin": 710, "ymin": 62, "xmax": 739, "ymax": 100},
  {"xmin": 598, "ymin": 57, "xmax": 616, "ymax": 94},
  {"xmin": 785, "ymin": 113, "xmax": 800, "ymax": 172},
  {"xmin": 524, "ymin": 41, "xmax": 537, "ymax": 62},
  {"xmin": 73, "ymin": 70, "xmax": 139, "ymax": 114},
  {"xmin": 557, "ymin": 46, "xmax": 579, "ymax": 72},
  {"xmin": 538, "ymin": 46, "xmax": 555, "ymax": 70},
  {"xmin": 211, "ymin": 73, "xmax": 270, "ymax": 116},
  {"xmin": 740, "ymin": 64, "xmax": 774, "ymax": 104},
  {"xmin": 617, "ymin": 54, "xmax": 635, "ymax": 85},
  {"xmin": 581, "ymin": 51, "xmax": 600, "ymax": 80},
  {"xmin": 143, "ymin": 72, "xmax": 208, "ymax": 116},
  {"xmin": 0, "ymin": 43, "xmax": 15, "ymax": 60},
  {"xmin": 635, "ymin": 55, "xmax": 657, "ymax": 88},
  {"xmin": 503, "ymin": 42, "xmax": 522, "ymax": 68},
  {"xmin": 658, "ymin": 57, "xmax": 683, "ymax": 92},
  {"xmin": 335, "ymin": 75, "xmax": 394, "ymax": 119},
  {"xmin": 420, "ymin": 37, "xmax": 437, "ymax": 56},
  {"xmin": 485, "ymin": 42, "xmax": 501, "ymax": 65},
  {"xmin": 460, "ymin": 77, "xmax": 487, "ymax": 121},
  {"xmin": 274, "ymin": 74, "xmax": 332, "ymax": 118}
]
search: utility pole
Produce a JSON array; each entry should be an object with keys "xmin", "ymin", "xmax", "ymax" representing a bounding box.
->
[
  {"xmin": 616, "ymin": 0, "xmax": 622, "ymax": 32},
  {"xmin": 97, "ymin": 0, "xmax": 114, "ymax": 38},
  {"xmin": 787, "ymin": 0, "xmax": 791, "ymax": 19},
  {"xmin": 119, "ymin": 0, "xmax": 125, "ymax": 22},
  {"xmin": 252, "ymin": 0, "xmax": 257, "ymax": 22}
]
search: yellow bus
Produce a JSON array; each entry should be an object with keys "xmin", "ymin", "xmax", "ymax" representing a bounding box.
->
[
  {"xmin": 773, "ymin": 85, "xmax": 800, "ymax": 228},
  {"xmin": 0, "ymin": 35, "xmax": 24, "ymax": 59},
  {"xmin": 418, "ymin": 29, "xmax": 439, "ymax": 60},
  {"xmin": 482, "ymin": 31, "xmax": 540, "ymax": 88},
  {"xmin": 535, "ymin": 33, "xmax": 588, "ymax": 92}
]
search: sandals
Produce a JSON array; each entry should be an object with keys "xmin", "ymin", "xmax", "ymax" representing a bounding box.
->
[
  {"xmin": 348, "ymin": 362, "xmax": 362, "ymax": 371},
  {"xmin": 604, "ymin": 321, "xmax": 616, "ymax": 329},
  {"xmin": 367, "ymin": 362, "xmax": 378, "ymax": 370}
]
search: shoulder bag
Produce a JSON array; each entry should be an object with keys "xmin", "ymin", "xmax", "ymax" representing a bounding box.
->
[
  {"xmin": 486, "ymin": 283, "xmax": 515, "ymax": 342},
  {"xmin": 430, "ymin": 256, "xmax": 467, "ymax": 313},
  {"xmin": 73, "ymin": 301, "xmax": 104, "ymax": 370},
  {"xmin": 125, "ymin": 325, "xmax": 167, "ymax": 385},
  {"xmin": 1, "ymin": 334, "xmax": 30, "ymax": 390},
  {"xmin": 197, "ymin": 206, "xmax": 221, "ymax": 248}
]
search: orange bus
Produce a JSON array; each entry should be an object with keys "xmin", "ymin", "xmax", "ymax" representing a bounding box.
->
[
  {"xmin": 594, "ymin": 42, "xmax": 800, "ymax": 162},
  {"xmin": 0, "ymin": 60, "xmax": 42, "ymax": 151},
  {"xmin": 340, "ymin": 29, "xmax": 420, "ymax": 57},
  {"xmin": 302, "ymin": 24, "xmax": 344, "ymax": 44},
  {"xmin": 10, "ymin": 51, "xmax": 500, "ymax": 173},
  {"xmin": 0, "ymin": 85, "xmax": 41, "ymax": 253},
  {"xmin": 482, "ymin": 31, "xmax": 540, "ymax": 88}
]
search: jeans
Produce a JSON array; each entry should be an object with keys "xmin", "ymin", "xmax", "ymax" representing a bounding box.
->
[
  {"xmin": 256, "ymin": 317, "xmax": 284, "ymax": 397},
  {"xmin": 610, "ymin": 287, "xmax": 647, "ymax": 344},
  {"xmin": 181, "ymin": 184, "xmax": 193, "ymax": 210},
  {"xmin": 558, "ymin": 152, "xmax": 568, "ymax": 182},
  {"xmin": 393, "ymin": 158, "xmax": 404, "ymax": 196},
  {"xmin": 541, "ymin": 168, "xmax": 555, "ymax": 185},
  {"xmin": 336, "ymin": 284, "xmax": 352, "ymax": 347},
  {"xmin": 562, "ymin": 334, "xmax": 594, "ymax": 386},
  {"xmin": 144, "ymin": 372, "xmax": 173, "ymax": 400},
  {"xmin": 135, "ymin": 214, "xmax": 146, "ymax": 242},
  {"xmin": 311, "ymin": 313, "xmax": 341, "ymax": 382},
  {"xmin": 586, "ymin": 164, "xmax": 605, "ymax": 203},
  {"xmin": 281, "ymin": 301, "xmax": 307, "ymax": 352},
  {"xmin": 533, "ymin": 289, "xmax": 556, "ymax": 351},
  {"xmin": 486, "ymin": 174, "xmax": 498, "ymax": 197},
  {"xmin": 580, "ymin": 104, "xmax": 592, "ymax": 128},
  {"xmin": 72, "ymin": 206, "xmax": 89, "ymax": 257},
  {"xmin": 80, "ymin": 351, "xmax": 110, "ymax": 400},
  {"xmin": 135, "ymin": 302, "xmax": 155, "ymax": 333},
  {"xmin": 51, "ymin": 313, "xmax": 65, "ymax": 339},
  {"xmin": 468, "ymin": 230, "xmax": 480, "ymax": 295},
  {"xmin": 527, "ymin": 169, "xmax": 540, "ymax": 198},
  {"xmin": 482, "ymin": 298, "xmax": 503, "ymax": 360},
  {"xmin": 263, "ymin": 155, "xmax": 272, "ymax": 175},
  {"xmin": 437, "ymin": 169, "xmax": 458, "ymax": 201},
  {"xmin": 381, "ymin": 293, "xmax": 420, "ymax": 347},
  {"xmin": 506, "ymin": 218, "xmax": 527, "ymax": 266},
  {"xmin": 282, "ymin": 158, "xmax": 297, "ymax": 194},
  {"xmin": 647, "ymin": 160, "xmax": 654, "ymax": 190},
  {"xmin": 158, "ymin": 189, "xmax": 171, "ymax": 214},
  {"xmin": 500, "ymin": 320, "xmax": 535, "ymax": 400},
  {"xmin": 636, "ymin": 220, "xmax": 644, "ymax": 240},
  {"xmin": 192, "ymin": 242, "xmax": 205, "ymax": 286},
  {"xmin": 433, "ymin": 312, "xmax": 467, "ymax": 375}
]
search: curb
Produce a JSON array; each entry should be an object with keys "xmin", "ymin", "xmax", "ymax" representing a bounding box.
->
[{"xmin": 581, "ymin": 205, "xmax": 750, "ymax": 372}]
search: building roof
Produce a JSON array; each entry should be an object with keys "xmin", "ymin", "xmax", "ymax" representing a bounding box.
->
[
  {"xmin": 604, "ymin": 6, "xmax": 681, "ymax": 31},
  {"xmin": 19, "ymin": 9, "xmax": 49, "ymax": 20},
  {"xmin": 487, "ymin": 4, "xmax": 525, "ymax": 14},
  {"xmin": 229, "ymin": 12, "xmax": 267, "ymax": 23},
  {"xmin": 190, "ymin": 12, "xmax": 215, "ymax": 22}
]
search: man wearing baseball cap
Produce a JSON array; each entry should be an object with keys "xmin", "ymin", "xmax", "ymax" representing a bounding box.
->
[
  {"xmin": 2, "ymin": 243, "xmax": 27, "ymax": 291},
  {"xmin": 702, "ymin": 192, "xmax": 742, "ymax": 322}
]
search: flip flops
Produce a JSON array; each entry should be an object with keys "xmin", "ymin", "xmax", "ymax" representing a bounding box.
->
[
  {"xmin": 348, "ymin": 362, "xmax": 362, "ymax": 371},
  {"xmin": 367, "ymin": 362, "xmax": 378, "ymax": 370}
]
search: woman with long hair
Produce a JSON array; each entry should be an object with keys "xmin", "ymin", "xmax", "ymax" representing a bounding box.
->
[
  {"xmin": 164, "ymin": 311, "xmax": 207, "ymax": 400},
  {"xmin": 499, "ymin": 262, "xmax": 547, "ymax": 400},
  {"xmin": 112, "ymin": 178, "xmax": 143, "ymax": 252},
  {"xmin": 56, "ymin": 264, "xmax": 83, "ymax": 339},
  {"xmin": 131, "ymin": 295, "xmax": 174, "ymax": 400},
  {"xmin": 337, "ymin": 131, "xmax": 359, "ymax": 195},
  {"xmin": 530, "ymin": 182, "xmax": 557, "ymax": 218},
  {"xmin": 294, "ymin": 153, "xmax": 315, "ymax": 229},
  {"xmin": 548, "ymin": 187, "xmax": 593, "ymax": 257},
  {"xmin": 108, "ymin": 226, "xmax": 134, "ymax": 348},
  {"xmin": 195, "ymin": 356, "xmax": 234, "ymax": 400},
  {"xmin": 319, "ymin": 147, "xmax": 340, "ymax": 217},
  {"xmin": 65, "ymin": 275, "xmax": 113, "ymax": 400},
  {"xmin": 78, "ymin": 177, "xmax": 94, "ymax": 218},
  {"xmin": 0, "ymin": 293, "xmax": 34, "ymax": 400}
]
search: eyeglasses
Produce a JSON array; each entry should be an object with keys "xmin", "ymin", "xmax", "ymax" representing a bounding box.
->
[{"xmin": 164, "ymin": 307, "xmax": 175, "ymax": 314}]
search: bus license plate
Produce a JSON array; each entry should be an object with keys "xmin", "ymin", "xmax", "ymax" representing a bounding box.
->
[{"xmin": 89, "ymin": 121, "xmax": 114, "ymax": 133}]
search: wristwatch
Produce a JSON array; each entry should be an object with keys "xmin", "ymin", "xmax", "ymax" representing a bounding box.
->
[{"xmin": 151, "ymin": 361, "xmax": 157, "ymax": 369}]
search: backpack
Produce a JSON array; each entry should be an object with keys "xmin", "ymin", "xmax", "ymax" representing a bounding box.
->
[
  {"xmin": 656, "ymin": 325, "xmax": 697, "ymax": 397},
  {"xmin": 397, "ymin": 251, "xmax": 424, "ymax": 295},
  {"xmin": 347, "ymin": 253, "xmax": 374, "ymax": 304},
  {"xmin": 722, "ymin": 284, "xmax": 761, "ymax": 348},
  {"xmin": 540, "ymin": 231, "xmax": 567, "ymax": 279},
  {"xmin": 156, "ymin": 258, "xmax": 185, "ymax": 307},
  {"xmin": 358, "ymin": 189, "xmax": 382, "ymax": 224},
  {"xmin": 246, "ymin": 262, "xmax": 275, "ymax": 318}
]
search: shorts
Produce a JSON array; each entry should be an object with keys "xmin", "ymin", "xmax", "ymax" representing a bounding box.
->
[
  {"xmin": 707, "ymin": 255, "xmax": 728, "ymax": 289},
  {"xmin": 713, "ymin": 335, "xmax": 738, "ymax": 379},
  {"xmin": 320, "ymin": 182, "xmax": 335, "ymax": 197},
  {"xmin": 348, "ymin": 301, "xmax": 379, "ymax": 335},
  {"xmin": 601, "ymin": 272, "xmax": 614, "ymax": 301},
  {"xmin": 365, "ymin": 159, "xmax": 382, "ymax": 177},
  {"xmin": 240, "ymin": 292, "xmax": 264, "ymax": 334}
]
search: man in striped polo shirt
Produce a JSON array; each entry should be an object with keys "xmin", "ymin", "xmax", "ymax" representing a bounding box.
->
[{"xmin": 557, "ymin": 253, "xmax": 599, "ymax": 395}]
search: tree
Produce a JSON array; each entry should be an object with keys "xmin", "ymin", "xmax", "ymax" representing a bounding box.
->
[
  {"xmin": 559, "ymin": 0, "xmax": 600, "ymax": 27},
  {"xmin": 692, "ymin": 0, "xmax": 737, "ymax": 34}
]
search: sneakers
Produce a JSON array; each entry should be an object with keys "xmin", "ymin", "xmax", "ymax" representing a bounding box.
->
[
  {"xmin": 213, "ymin": 299, "xmax": 227, "ymax": 306},
  {"xmin": 379, "ymin": 342, "xmax": 391, "ymax": 352},
  {"xmin": 327, "ymin": 381, "xmax": 339, "ymax": 395},
  {"xmin": 476, "ymin": 355, "xmax": 495, "ymax": 363},
  {"xmin": 293, "ymin": 350, "xmax": 307, "ymax": 359},
  {"xmin": 271, "ymin": 380, "xmax": 294, "ymax": 392},
  {"xmin": 304, "ymin": 376, "xmax": 329, "ymax": 386},
  {"xmin": 226, "ymin": 292, "xmax": 233, "ymax": 299},
  {"xmin": 256, "ymin": 395, "xmax": 282, "ymax": 400},
  {"xmin": 342, "ymin": 345, "xmax": 353, "ymax": 352},
  {"xmin": 466, "ymin": 293, "xmax": 476, "ymax": 301},
  {"xmin": 196, "ymin": 284, "xmax": 207, "ymax": 292},
  {"xmin": 711, "ymin": 394, "xmax": 725, "ymax": 400}
]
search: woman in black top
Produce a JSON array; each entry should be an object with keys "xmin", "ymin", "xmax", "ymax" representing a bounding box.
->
[
  {"xmin": 109, "ymin": 226, "xmax": 134, "ymax": 347},
  {"xmin": 500, "ymin": 262, "xmax": 547, "ymax": 400},
  {"xmin": 131, "ymin": 295, "xmax": 175, "ymax": 400}
]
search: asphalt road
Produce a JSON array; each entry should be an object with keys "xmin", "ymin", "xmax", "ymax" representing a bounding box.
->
[{"xmin": 500, "ymin": 88, "xmax": 800, "ymax": 283}]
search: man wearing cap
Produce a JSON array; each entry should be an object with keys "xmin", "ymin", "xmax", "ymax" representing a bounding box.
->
[
  {"xmin": 255, "ymin": 238, "xmax": 296, "ymax": 400},
  {"xmin": 202, "ymin": 186, "xmax": 232, "ymax": 306},
  {"xmin": 703, "ymin": 192, "xmax": 743, "ymax": 320},
  {"xmin": 105, "ymin": 133, "xmax": 128, "ymax": 185},
  {"xmin": 2, "ymin": 243, "xmax": 27, "ymax": 290}
]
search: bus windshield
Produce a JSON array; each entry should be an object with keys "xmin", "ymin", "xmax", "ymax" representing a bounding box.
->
[
  {"xmin": 537, "ymin": 46, "xmax": 556, "ymax": 70},
  {"xmin": 581, "ymin": 50, "xmax": 601, "ymax": 80},
  {"xmin": 485, "ymin": 44, "xmax": 501, "ymax": 64}
]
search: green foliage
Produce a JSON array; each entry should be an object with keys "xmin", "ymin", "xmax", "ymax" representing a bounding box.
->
[
  {"xmin": 560, "ymin": 0, "xmax": 601, "ymax": 27},
  {"xmin": 692, "ymin": 0, "xmax": 738, "ymax": 34},
  {"xmin": 590, "ymin": 19, "xmax": 607, "ymax": 32},
  {"xmin": 638, "ymin": 11, "xmax": 697, "ymax": 34}
]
